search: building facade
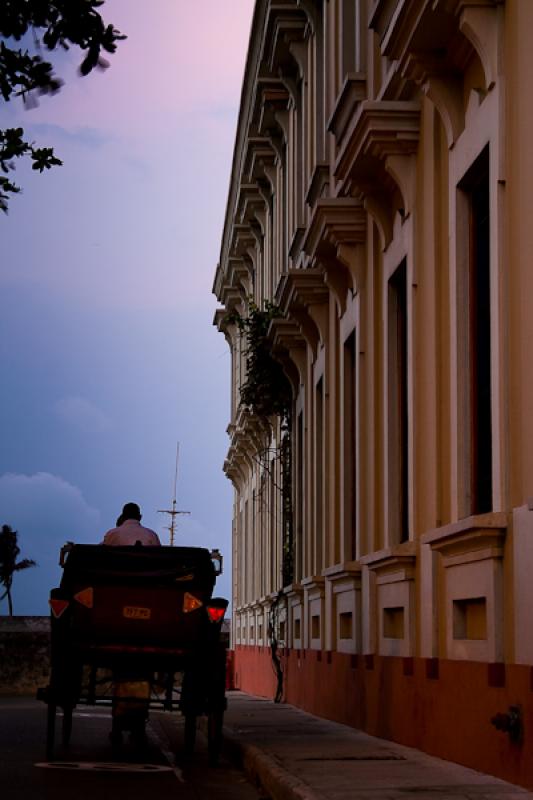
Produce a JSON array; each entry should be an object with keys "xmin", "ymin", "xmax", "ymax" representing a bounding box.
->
[{"xmin": 213, "ymin": 0, "xmax": 533, "ymax": 787}]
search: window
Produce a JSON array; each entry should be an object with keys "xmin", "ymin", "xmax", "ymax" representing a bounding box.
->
[
  {"xmin": 315, "ymin": 377, "xmax": 325, "ymax": 572},
  {"xmin": 453, "ymin": 597, "xmax": 487, "ymax": 640},
  {"xmin": 339, "ymin": 611, "xmax": 353, "ymax": 640},
  {"xmin": 296, "ymin": 411, "xmax": 304, "ymax": 581},
  {"xmin": 383, "ymin": 607, "xmax": 405, "ymax": 639},
  {"xmin": 459, "ymin": 147, "xmax": 492, "ymax": 514},
  {"xmin": 388, "ymin": 260, "xmax": 409, "ymax": 543},
  {"xmin": 343, "ymin": 331, "xmax": 357, "ymax": 559}
]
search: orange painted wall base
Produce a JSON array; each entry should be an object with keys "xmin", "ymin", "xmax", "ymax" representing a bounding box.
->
[{"xmin": 233, "ymin": 645, "xmax": 533, "ymax": 789}]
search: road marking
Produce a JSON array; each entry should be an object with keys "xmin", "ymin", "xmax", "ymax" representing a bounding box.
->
[
  {"xmin": 72, "ymin": 712, "xmax": 110, "ymax": 718},
  {"xmin": 146, "ymin": 721, "xmax": 185, "ymax": 783},
  {"xmin": 34, "ymin": 761, "xmax": 174, "ymax": 773}
]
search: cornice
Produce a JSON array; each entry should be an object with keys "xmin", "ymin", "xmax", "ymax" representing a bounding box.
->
[
  {"xmin": 335, "ymin": 100, "xmax": 420, "ymax": 248},
  {"xmin": 231, "ymin": 224, "xmax": 257, "ymax": 259},
  {"xmin": 243, "ymin": 137, "xmax": 278, "ymax": 184},
  {"xmin": 288, "ymin": 225, "xmax": 307, "ymax": 264},
  {"xmin": 236, "ymin": 183, "xmax": 266, "ymax": 229},
  {"xmin": 369, "ymin": 0, "xmax": 501, "ymax": 149},
  {"xmin": 305, "ymin": 162, "xmax": 330, "ymax": 208},
  {"xmin": 336, "ymin": 100, "xmax": 420, "ymax": 182},
  {"xmin": 359, "ymin": 540, "xmax": 417, "ymax": 581},
  {"xmin": 276, "ymin": 268, "xmax": 329, "ymax": 355},
  {"xmin": 253, "ymin": 78, "xmax": 292, "ymax": 138},
  {"xmin": 262, "ymin": 4, "xmax": 308, "ymax": 74},
  {"xmin": 218, "ymin": 0, "xmax": 269, "ymax": 280},
  {"xmin": 303, "ymin": 197, "xmax": 366, "ymax": 260},
  {"xmin": 327, "ymin": 72, "xmax": 367, "ymax": 146},
  {"xmin": 269, "ymin": 316, "xmax": 306, "ymax": 351},
  {"xmin": 302, "ymin": 198, "xmax": 367, "ymax": 309},
  {"xmin": 276, "ymin": 267, "xmax": 329, "ymax": 310},
  {"xmin": 268, "ymin": 316, "xmax": 307, "ymax": 387}
]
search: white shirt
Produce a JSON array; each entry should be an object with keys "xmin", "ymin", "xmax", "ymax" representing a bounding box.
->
[{"xmin": 102, "ymin": 519, "xmax": 161, "ymax": 546}]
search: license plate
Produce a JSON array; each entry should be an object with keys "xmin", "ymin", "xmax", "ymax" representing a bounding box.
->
[{"xmin": 123, "ymin": 606, "xmax": 151, "ymax": 620}]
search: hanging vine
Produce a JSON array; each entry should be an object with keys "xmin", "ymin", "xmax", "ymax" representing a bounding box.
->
[
  {"xmin": 225, "ymin": 299, "xmax": 292, "ymax": 422},
  {"xmin": 226, "ymin": 299, "xmax": 295, "ymax": 702}
]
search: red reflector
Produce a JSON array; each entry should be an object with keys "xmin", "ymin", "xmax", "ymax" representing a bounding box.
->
[
  {"xmin": 73, "ymin": 587, "xmax": 93, "ymax": 608},
  {"xmin": 183, "ymin": 592, "xmax": 203, "ymax": 613},
  {"xmin": 49, "ymin": 599, "xmax": 69, "ymax": 619},
  {"xmin": 206, "ymin": 606, "xmax": 225, "ymax": 624}
]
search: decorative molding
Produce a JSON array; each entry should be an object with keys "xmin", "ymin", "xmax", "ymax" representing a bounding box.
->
[
  {"xmin": 236, "ymin": 183, "xmax": 265, "ymax": 229},
  {"xmin": 255, "ymin": 80, "xmax": 291, "ymax": 140},
  {"xmin": 305, "ymin": 162, "xmax": 330, "ymax": 208},
  {"xmin": 328, "ymin": 72, "xmax": 367, "ymax": 145},
  {"xmin": 335, "ymin": 101, "xmax": 420, "ymax": 248},
  {"xmin": 457, "ymin": 1, "xmax": 500, "ymax": 93},
  {"xmin": 262, "ymin": 5, "xmax": 308, "ymax": 74},
  {"xmin": 304, "ymin": 198, "xmax": 366, "ymax": 257},
  {"xmin": 243, "ymin": 137, "xmax": 278, "ymax": 185},
  {"xmin": 302, "ymin": 198, "xmax": 367, "ymax": 310},
  {"xmin": 268, "ymin": 317, "xmax": 308, "ymax": 387},
  {"xmin": 421, "ymin": 512, "xmax": 508, "ymax": 563},
  {"xmin": 276, "ymin": 268, "xmax": 330, "ymax": 355},
  {"xmin": 402, "ymin": 52, "xmax": 465, "ymax": 148},
  {"xmin": 360, "ymin": 541, "xmax": 417, "ymax": 580},
  {"xmin": 288, "ymin": 225, "xmax": 307, "ymax": 263},
  {"xmin": 336, "ymin": 100, "xmax": 420, "ymax": 176}
]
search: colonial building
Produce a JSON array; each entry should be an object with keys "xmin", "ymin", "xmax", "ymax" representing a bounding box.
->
[{"xmin": 213, "ymin": 0, "xmax": 533, "ymax": 787}]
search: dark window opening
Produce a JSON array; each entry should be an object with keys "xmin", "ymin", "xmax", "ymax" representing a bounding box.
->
[
  {"xmin": 297, "ymin": 411, "xmax": 304, "ymax": 580},
  {"xmin": 343, "ymin": 331, "xmax": 357, "ymax": 559},
  {"xmin": 461, "ymin": 147, "xmax": 492, "ymax": 514},
  {"xmin": 389, "ymin": 260, "xmax": 409, "ymax": 543},
  {"xmin": 315, "ymin": 377, "xmax": 324, "ymax": 572}
]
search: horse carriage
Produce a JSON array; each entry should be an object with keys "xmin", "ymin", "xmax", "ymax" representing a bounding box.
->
[{"xmin": 37, "ymin": 542, "xmax": 228, "ymax": 764}]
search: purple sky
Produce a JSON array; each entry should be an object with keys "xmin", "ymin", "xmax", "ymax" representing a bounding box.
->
[{"xmin": 0, "ymin": 1, "xmax": 255, "ymax": 614}]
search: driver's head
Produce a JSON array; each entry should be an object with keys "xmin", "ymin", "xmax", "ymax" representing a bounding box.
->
[{"xmin": 122, "ymin": 502, "xmax": 142, "ymax": 521}]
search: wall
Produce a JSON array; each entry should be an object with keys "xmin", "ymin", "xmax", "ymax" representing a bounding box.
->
[
  {"xmin": 234, "ymin": 645, "xmax": 533, "ymax": 790},
  {"xmin": 0, "ymin": 617, "xmax": 50, "ymax": 696}
]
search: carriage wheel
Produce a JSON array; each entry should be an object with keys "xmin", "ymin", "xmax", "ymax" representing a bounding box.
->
[
  {"xmin": 62, "ymin": 705, "xmax": 73, "ymax": 746},
  {"xmin": 207, "ymin": 709, "xmax": 223, "ymax": 766},
  {"xmin": 46, "ymin": 702, "xmax": 57, "ymax": 761},
  {"xmin": 183, "ymin": 713, "xmax": 196, "ymax": 756}
]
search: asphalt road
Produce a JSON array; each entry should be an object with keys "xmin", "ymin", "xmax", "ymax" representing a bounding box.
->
[{"xmin": 0, "ymin": 697, "xmax": 262, "ymax": 800}]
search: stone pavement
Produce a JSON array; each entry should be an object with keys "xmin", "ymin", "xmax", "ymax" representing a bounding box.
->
[{"xmin": 214, "ymin": 692, "xmax": 533, "ymax": 800}]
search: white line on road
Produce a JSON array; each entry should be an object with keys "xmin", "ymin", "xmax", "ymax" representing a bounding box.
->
[
  {"xmin": 34, "ymin": 761, "xmax": 174, "ymax": 773},
  {"xmin": 146, "ymin": 721, "xmax": 185, "ymax": 783}
]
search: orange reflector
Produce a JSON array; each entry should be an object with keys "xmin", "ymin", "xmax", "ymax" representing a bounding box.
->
[
  {"xmin": 183, "ymin": 592, "xmax": 203, "ymax": 613},
  {"xmin": 49, "ymin": 598, "xmax": 69, "ymax": 619},
  {"xmin": 73, "ymin": 587, "xmax": 94, "ymax": 608},
  {"xmin": 206, "ymin": 606, "xmax": 225, "ymax": 624}
]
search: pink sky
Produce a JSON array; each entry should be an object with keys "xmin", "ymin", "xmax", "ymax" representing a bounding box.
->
[
  {"xmin": 1, "ymin": 0, "xmax": 255, "ymax": 311},
  {"xmin": 26, "ymin": 1, "xmax": 254, "ymax": 133}
]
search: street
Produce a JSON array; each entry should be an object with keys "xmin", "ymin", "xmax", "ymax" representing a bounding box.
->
[{"xmin": 0, "ymin": 697, "xmax": 262, "ymax": 800}]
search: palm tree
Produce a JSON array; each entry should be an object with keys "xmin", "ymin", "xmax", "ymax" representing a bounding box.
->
[{"xmin": 0, "ymin": 525, "xmax": 36, "ymax": 616}]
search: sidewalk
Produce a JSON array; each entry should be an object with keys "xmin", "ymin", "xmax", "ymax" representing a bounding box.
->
[{"xmin": 216, "ymin": 692, "xmax": 533, "ymax": 800}]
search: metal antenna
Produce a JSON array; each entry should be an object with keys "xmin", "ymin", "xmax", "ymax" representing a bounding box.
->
[{"xmin": 158, "ymin": 442, "xmax": 190, "ymax": 546}]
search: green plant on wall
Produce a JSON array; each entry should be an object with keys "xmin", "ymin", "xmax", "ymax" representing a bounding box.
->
[
  {"xmin": 226, "ymin": 299, "xmax": 295, "ymax": 581},
  {"xmin": 226, "ymin": 299, "xmax": 292, "ymax": 421},
  {"xmin": 226, "ymin": 299, "xmax": 295, "ymax": 701}
]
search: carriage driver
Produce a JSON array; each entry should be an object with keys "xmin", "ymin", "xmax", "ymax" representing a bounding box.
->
[{"xmin": 101, "ymin": 502, "xmax": 161, "ymax": 546}]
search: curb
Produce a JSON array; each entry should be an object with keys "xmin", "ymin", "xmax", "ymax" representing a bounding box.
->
[{"xmin": 215, "ymin": 723, "xmax": 321, "ymax": 800}]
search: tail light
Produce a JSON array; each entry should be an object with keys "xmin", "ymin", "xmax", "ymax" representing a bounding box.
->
[
  {"xmin": 206, "ymin": 605, "xmax": 226, "ymax": 624},
  {"xmin": 49, "ymin": 598, "xmax": 69, "ymax": 618},
  {"xmin": 183, "ymin": 592, "xmax": 203, "ymax": 613},
  {"xmin": 73, "ymin": 587, "xmax": 93, "ymax": 608}
]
